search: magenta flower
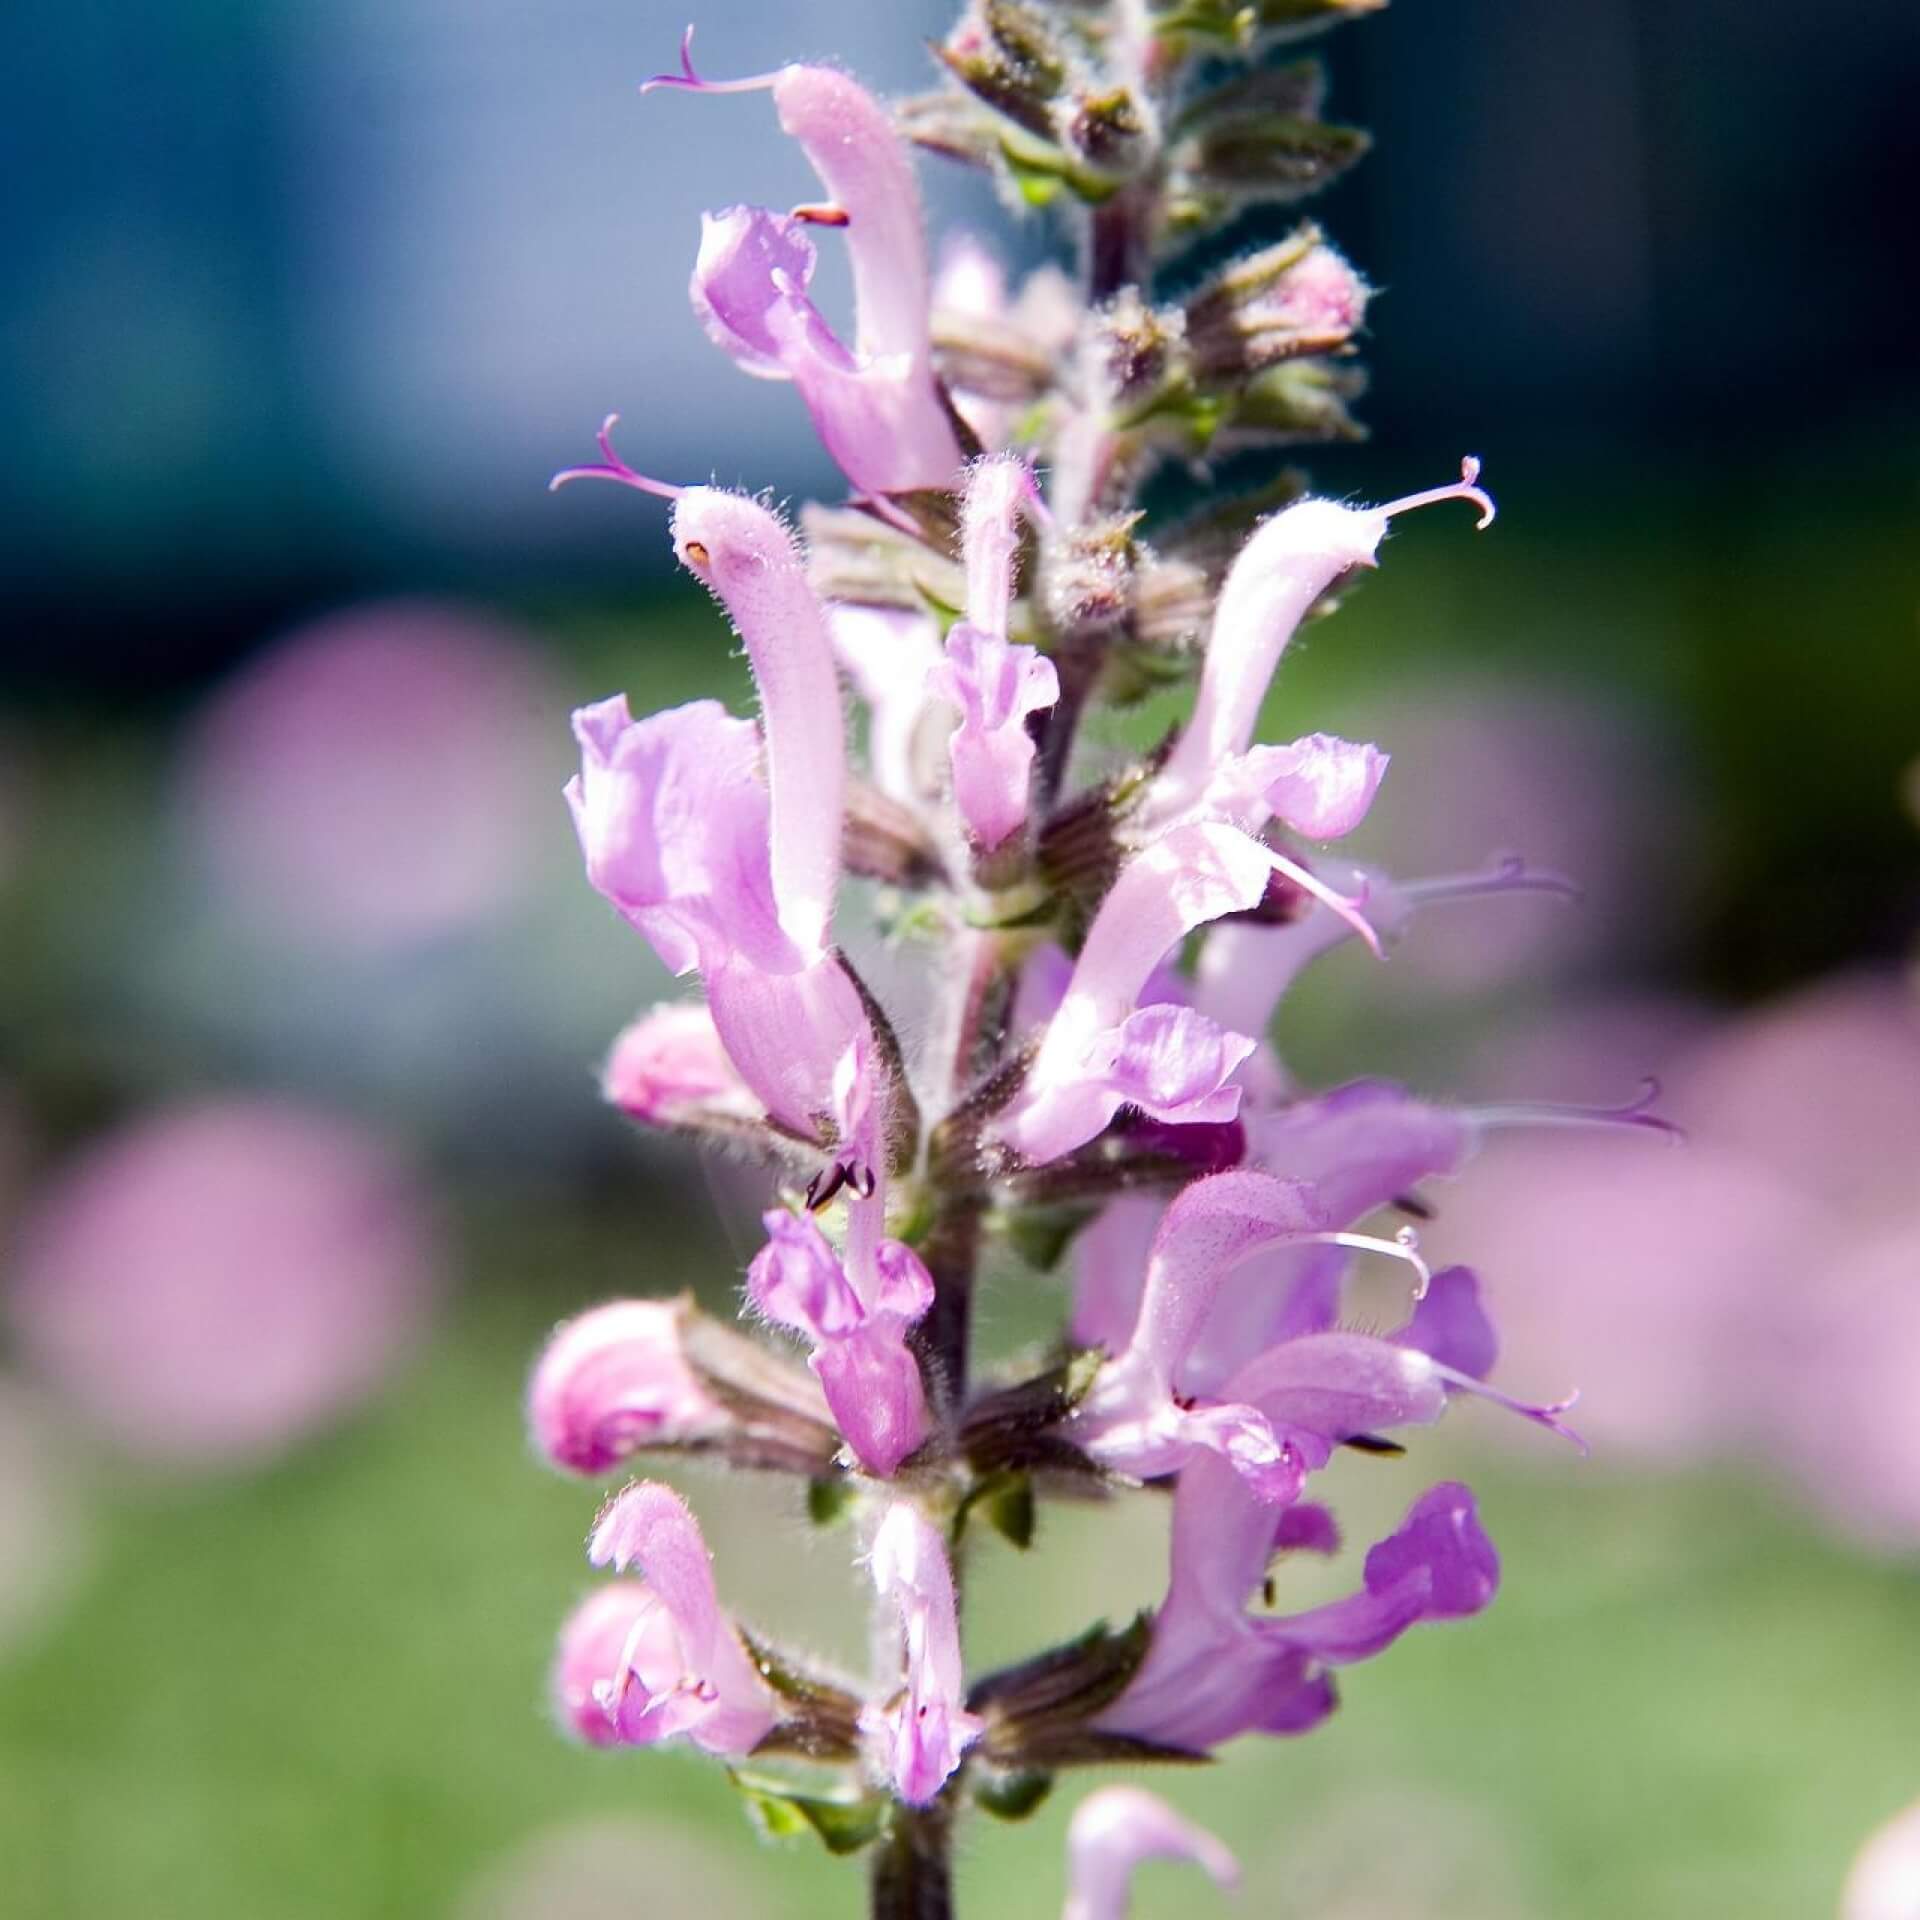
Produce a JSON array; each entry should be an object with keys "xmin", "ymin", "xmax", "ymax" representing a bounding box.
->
[
  {"xmin": 747, "ymin": 1209, "xmax": 933, "ymax": 1477},
  {"xmin": 552, "ymin": 1582, "xmax": 664, "ymax": 1747},
  {"xmin": 745, "ymin": 1038, "xmax": 932, "ymax": 1476},
  {"xmin": 997, "ymin": 824, "xmax": 1274, "ymax": 1165},
  {"xmin": 654, "ymin": 45, "xmax": 962, "ymax": 493},
  {"xmin": 528, "ymin": 1300, "xmax": 727, "ymax": 1475},
  {"xmin": 531, "ymin": 13, "xmax": 1656, "ymax": 1903},
  {"xmin": 6, "ymin": 1099, "xmax": 438, "ymax": 1471},
  {"xmin": 1060, "ymin": 1787, "xmax": 1238, "ymax": 1920},
  {"xmin": 860, "ymin": 1502, "xmax": 983, "ymax": 1804},
  {"xmin": 582, "ymin": 1482, "xmax": 779, "ymax": 1756},
  {"xmin": 1099, "ymin": 1473, "xmax": 1498, "ymax": 1752}
]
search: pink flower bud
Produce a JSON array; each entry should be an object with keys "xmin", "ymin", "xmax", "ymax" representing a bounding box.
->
[
  {"xmin": 528, "ymin": 1300, "xmax": 727, "ymax": 1476},
  {"xmin": 601, "ymin": 1003, "xmax": 757, "ymax": 1128}
]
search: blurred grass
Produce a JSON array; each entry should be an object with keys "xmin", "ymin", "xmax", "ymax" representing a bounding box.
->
[{"xmin": 1, "ymin": 1184, "xmax": 1915, "ymax": 1920}]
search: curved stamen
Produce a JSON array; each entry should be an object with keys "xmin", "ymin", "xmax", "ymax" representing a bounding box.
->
[
  {"xmin": 1297, "ymin": 1225, "xmax": 1433, "ymax": 1299},
  {"xmin": 1467, "ymin": 1077, "xmax": 1684, "ymax": 1146},
  {"xmin": 1442, "ymin": 1371, "xmax": 1587, "ymax": 1453},
  {"xmin": 1398, "ymin": 853, "xmax": 1582, "ymax": 908},
  {"xmin": 550, "ymin": 414, "xmax": 685, "ymax": 499},
  {"xmin": 1380, "ymin": 455, "xmax": 1497, "ymax": 530},
  {"xmin": 791, "ymin": 202, "xmax": 850, "ymax": 227},
  {"xmin": 640, "ymin": 24, "xmax": 783, "ymax": 96},
  {"xmin": 1267, "ymin": 848, "xmax": 1383, "ymax": 958}
]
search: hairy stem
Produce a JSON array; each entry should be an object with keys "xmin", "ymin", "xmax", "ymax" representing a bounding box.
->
[
  {"xmin": 870, "ymin": 1801, "xmax": 955, "ymax": 1920},
  {"xmin": 1087, "ymin": 183, "xmax": 1155, "ymax": 302}
]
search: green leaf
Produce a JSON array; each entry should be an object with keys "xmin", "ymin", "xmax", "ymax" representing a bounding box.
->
[
  {"xmin": 807, "ymin": 1475, "xmax": 859, "ymax": 1527},
  {"xmin": 975, "ymin": 1768, "xmax": 1055, "ymax": 1820},
  {"xmin": 997, "ymin": 1202, "xmax": 1097, "ymax": 1272},
  {"xmin": 729, "ymin": 1773, "xmax": 888, "ymax": 1857},
  {"xmin": 984, "ymin": 1474, "xmax": 1037, "ymax": 1550}
]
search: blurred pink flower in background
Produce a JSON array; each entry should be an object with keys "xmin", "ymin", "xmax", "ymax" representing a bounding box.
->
[
  {"xmin": 180, "ymin": 600, "xmax": 561, "ymax": 953},
  {"xmin": 1353, "ymin": 682, "xmax": 1700, "ymax": 995},
  {"xmin": 1843, "ymin": 1797, "xmax": 1920, "ymax": 1920},
  {"xmin": 1677, "ymin": 975, "xmax": 1920, "ymax": 1223},
  {"xmin": 1435, "ymin": 970, "xmax": 1920, "ymax": 1546},
  {"xmin": 6, "ymin": 1099, "xmax": 441, "ymax": 1470}
]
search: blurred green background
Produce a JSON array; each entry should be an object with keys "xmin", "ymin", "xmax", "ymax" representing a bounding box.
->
[{"xmin": 3, "ymin": 1, "xmax": 1918, "ymax": 1916}]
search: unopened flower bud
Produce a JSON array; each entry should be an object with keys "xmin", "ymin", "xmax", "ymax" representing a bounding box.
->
[
  {"xmin": 529, "ymin": 1295, "xmax": 841, "ymax": 1479},
  {"xmin": 602, "ymin": 1003, "xmax": 757, "ymax": 1130},
  {"xmin": 1185, "ymin": 224, "xmax": 1370, "ymax": 380},
  {"xmin": 530, "ymin": 1298, "xmax": 727, "ymax": 1475}
]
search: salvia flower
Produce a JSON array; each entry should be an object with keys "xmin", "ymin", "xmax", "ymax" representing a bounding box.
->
[
  {"xmin": 527, "ymin": 8, "xmax": 1666, "ymax": 1908},
  {"xmin": 1065, "ymin": 1168, "xmax": 1437, "ymax": 1498},
  {"xmin": 861, "ymin": 1502, "xmax": 984, "ymax": 1803},
  {"xmin": 1060, "ymin": 1786, "xmax": 1239, "ymax": 1920},
  {"xmin": 577, "ymin": 1482, "xmax": 779, "ymax": 1756},
  {"xmin": 1098, "ymin": 1475, "xmax": 1499, "ymax": 1751},
  {"xmin": 928, "ymin": 457, "xmax": 1059, "ymax": 852},
  {"xmin": 655, "ymin": 44, "xmax": 963, "ymax": 494}
]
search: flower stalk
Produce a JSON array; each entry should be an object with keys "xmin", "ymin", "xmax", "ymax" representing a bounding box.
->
[{"xmin": 528, "ymin": 5, "xmax": 1662, "ymax": 1915}]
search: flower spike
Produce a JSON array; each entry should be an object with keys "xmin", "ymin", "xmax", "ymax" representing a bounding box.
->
[
  {"xmin": 640, "ymin": 24, "xmax": 781, "ymax": 97},
  {"xmin": 550, "ymin": 414, "xmax": 684, "ymax": 498},
  {"xmin": 1380, "ymin": 455, "xmax": 1497, "ymax": 530}
]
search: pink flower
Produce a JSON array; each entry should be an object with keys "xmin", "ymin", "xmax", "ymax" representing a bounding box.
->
[
  {"xmin": 181, "ymin": 601, "xmax": 553, "ymax": 953},
  {"xmin": 581, "ymin": 1482, "xmax": 779, "ymax": 1756},
  {"xmin": 564, "ymin": 483, "xmax": 871, "ymax": 1139},
  {"xmin": 1150, "ymin": 463, "xmax": 1493, "ymax": 827},
  {"xmin": 528, "ymin": 1300, "xmax": 728, "ymax": 1475},
  {"xmin": 1061, "ymin": 1787, "xmax": 1239, "ymax": 1920},
  {"xmin": 744, "ymin": 1032, "xmax": 932, "ymax": 1476},
  {"xmin": 747, "ymin": 1209, "xmax": 932, "ymax": 1478},
  {"xmin": 1099, "ymin": 1474, "xmax": 1498, "ymax": 1752},
  {"xmin": 997, "ymin": 824, "xmax": 1274, "ymax": 1164},
  {"xmin": 6, "ymin": 1100, "xmax": 438, "ymax": 1470},
  {"xmin": 860, "ymin": 1502, "xmax": 983, "ymax": 1803},
  {"xmin": 1066, "ymin": 1171, "xmax": 1333, "ymax": 1499},
  {"xmin": 662, "ymin": 54, "xmax": 962, "ymax": 493},
  {"xmin": 927, "ymin": 457, "xmax": 1059, "ymax": 851}
]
